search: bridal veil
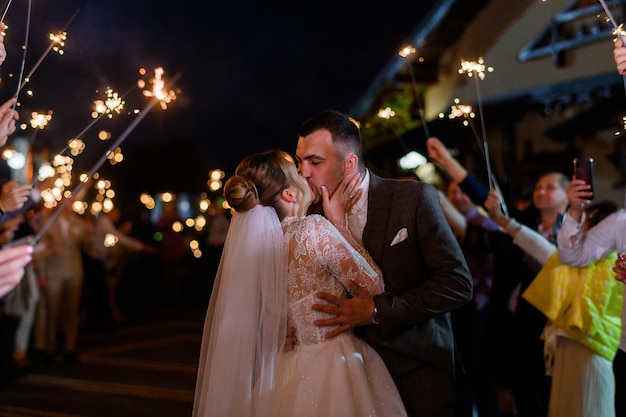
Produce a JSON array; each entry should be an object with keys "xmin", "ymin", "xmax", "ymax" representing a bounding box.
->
[{"xmin": 192, "ymin": 204, "xmax": 288, "ymax": 417}]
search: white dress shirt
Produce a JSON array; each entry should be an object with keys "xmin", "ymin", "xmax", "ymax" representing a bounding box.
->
[
  {"xmin": 347, "ymin": 170, "xmax": 370, "ymax": 246},
  {"xmin": 557, "ymin": 209, "xmax": 626, "ymax": 352}
]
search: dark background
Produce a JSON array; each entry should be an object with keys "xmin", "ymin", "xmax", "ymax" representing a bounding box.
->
[{"xmin": 0, "ymin": 0, "xmax": 436, "ymax": 202}]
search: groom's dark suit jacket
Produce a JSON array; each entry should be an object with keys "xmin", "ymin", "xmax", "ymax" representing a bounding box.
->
[{"xmin": 355, "ymin": 173, "xmax": 473, "ymax": 379}]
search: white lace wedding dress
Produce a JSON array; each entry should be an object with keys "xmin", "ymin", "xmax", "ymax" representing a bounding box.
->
[{"xmin": 270, "ymin": 214, "xmax": 408, "ymax": 417}]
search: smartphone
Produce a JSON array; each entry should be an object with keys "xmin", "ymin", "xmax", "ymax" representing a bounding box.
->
[{"xmin": 573, "ymin": 157, "xmax": 594, "ymax": 200}]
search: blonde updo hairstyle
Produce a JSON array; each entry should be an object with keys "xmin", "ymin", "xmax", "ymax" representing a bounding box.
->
[{"xmin": 224, "ymin": 150, "xmax": 310, "ymax": 219}]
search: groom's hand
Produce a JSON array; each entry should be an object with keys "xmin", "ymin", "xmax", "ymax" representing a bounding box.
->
[{"xmin": 312, "ymin": 281, "xmax": 375, "ymax": 339}]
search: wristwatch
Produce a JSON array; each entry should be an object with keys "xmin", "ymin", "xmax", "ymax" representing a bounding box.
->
[{"xmin": 370, "ymin": 306, "xmax": 380, "ymax": 325}]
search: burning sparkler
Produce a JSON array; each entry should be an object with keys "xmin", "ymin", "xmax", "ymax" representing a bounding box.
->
[
  {"xmin": 93, "ymin": 87, "xmax": 126, "ymax": 119},
  {"xmin": 17, "ymin": 10, "xmax": 78, "ymax": 94},
  {"xmin": 29, "ymin": 111, "xmax": 52, "ymax": 129},
  {"xmin": 1, "ymin": 0, "xmax": 13, "ymax": 22},
  {"xmin": 33, "ymin": 85, "xmax": 135, "ymax": 187},
  {"xmin": 398, "ymin": 45, "xmax": 431, "ymax": 138},
  {"xmin": 458, "ymin": 58, "xmax": 494, "ymax": 187},
  {"xmin": 140, "ymin": 67, "xmax": 177, "ymax": 110},
  {"xmin": 444, "ymin": 99, "xmax": 509, "ymax": 216},
  {"xmin": 457, "ymin": 58, "xmax": 508, "ymax": 215},
  {"xmin": 33, "ymin": 70, "xmax": 182, "ymax": 244}
]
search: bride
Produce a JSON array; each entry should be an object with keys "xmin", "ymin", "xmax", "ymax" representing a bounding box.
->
[{"xmin": 192, "ymin": 149, "xmax": 407, "ymax": 417}]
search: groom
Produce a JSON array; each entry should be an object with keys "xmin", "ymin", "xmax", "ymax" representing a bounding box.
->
[{"xmin": 295, "ymin": 110, "xmax": 473, "ymax": 417}]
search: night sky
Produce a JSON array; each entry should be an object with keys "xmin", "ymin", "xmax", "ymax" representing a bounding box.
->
[{"xmin": 0, "ymin": 0, "xmax": 434, "ymax": 200}]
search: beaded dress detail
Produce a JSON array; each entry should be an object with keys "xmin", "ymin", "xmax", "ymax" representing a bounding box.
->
[{"xmin": 270, "ymin": 214, "xmax": 407, "ymax": 417}]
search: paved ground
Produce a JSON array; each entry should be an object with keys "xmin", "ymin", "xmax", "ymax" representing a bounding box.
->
[{"xmin": 0, "ymin": 307, "xmax": 207, "ymax": 417}]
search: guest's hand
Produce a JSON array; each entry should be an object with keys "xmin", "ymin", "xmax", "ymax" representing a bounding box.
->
[
  {"xmin": 565, "ymin": 179, "xmax": 592, "ymax": 222},
  {"xmin": 0, "ymin": 180, "xmax": 32, "ymax": 214},
  {"xmin": 425, "ymin": 137, "xmax": 468, "ymax": 182},
  {"xmin": 484, "ymin": 189, "xmax": 508, "ymax": 227},
  {"xmin": 321, "ymin": 172, "xmax": 362, "ymax": 225},
  {"xmin": 614, "ymin": 253, "xmax": 626, "ymax": 283},
  {"xmin": 426, "ymin": 137, "xmax": 453, "ymax": 165},
  {"xmin": 0, "ymin": 98, "xmax": 18, "ymax": 146},
  {"xmin": 0, "ymin": 244, "xmax": 33, "ymax": 297},
  {"xmin": 615, "ymin": 38, "xmax": 626, "ymax": 75},
  {"xmin": 312, "ymin": 280, "xmax": 375, "ymax": 339},
  {"xmin": 0, "ymin": 22, "xmax": 7, "ymax": 66}
]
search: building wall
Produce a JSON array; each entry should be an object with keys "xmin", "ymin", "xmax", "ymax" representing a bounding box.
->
[{"xmin": 425, "ymin": 0, "xmax": 626, "ymax": 205}]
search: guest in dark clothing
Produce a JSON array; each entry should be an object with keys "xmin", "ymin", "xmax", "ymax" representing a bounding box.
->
[{"xmin": 427, "ymin": 137, "xmax": 569, "ymax": 417}]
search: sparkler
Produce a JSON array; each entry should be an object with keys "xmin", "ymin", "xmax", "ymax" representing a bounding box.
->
[
  {"xmin": 444, "ymin": 98, "xmax": 509, "ymax": 216},
  {"xmin": 597, "ymin": 0, "xmax": 626, "ymax": 207},
  {"xmin": 11, "ymin": 0, "xmax": 31, "ymax": 110},
  {"xmin": 458, "ymin": 58, "xmax": 495, "ymax": 187},
  {"xmin": 140, "ymin": 67, "xmax": 176, "ymax": 109},
  {"xmin": 32, "ymin": 71, "xmax": 182, "ymax": 244},
  {"xmin": 398, "ymin": 46, "xmax": 431, "ymax": 138},
  {"xmin": 16, "ymin": 9, "xmax": 78, "ymax": 96},
  {"xmin": 377, "ymin": 106, "xmax": 410, "ymax": 153},
  {"xmin": 32, "ymin": 85, "xmax": 136, "ymax": 188},
  {"xmin": 597, "ymin": 0, "xmax": 626, "ymax": 94},
  {"xmin": 1, "ymin": 0, "xmax": 13, "ymax": 22},
  {"xmin": 94, "ymin": 88, "xmax": 126, "ymax": 118},
  {"xmin": 29, "ymin": 111, "xmax": 52, "ymax": 129}
]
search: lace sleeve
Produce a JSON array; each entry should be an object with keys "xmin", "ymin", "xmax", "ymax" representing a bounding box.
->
[{"xmin": 310, "ymin": 215, "xmax": 384, "ymax": 295}]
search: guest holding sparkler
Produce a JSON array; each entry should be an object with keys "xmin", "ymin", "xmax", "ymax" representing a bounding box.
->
[
  {"xmin": 557, "ymin": 178, "xmax": 626, "ymax": 417},
  {"xmin": 614, "ymin": 38, "xmax": 626, "ymax": 74},
  {"xmin": 0, "ymin": 22, "xmax": 19, "ymax": 146},
  {"xmin": 0, "ymin": 245, "xmax": 31, "ymax": 298},
  {"xmin": 427, "ymin": 137, "xmax": 569, "ymax": 417},
  {"xmin": 486, "ymin": 188, "xmax": 621, "ymax": 417},
  {"xmin": 0, "ymin": 19, "xmax": 31, "ymax": 317},
  {"xmin": 0, "ymin": 214, "xmax": 34, "ymax": 389}
]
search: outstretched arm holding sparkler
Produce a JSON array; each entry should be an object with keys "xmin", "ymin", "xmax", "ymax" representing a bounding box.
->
[
  {"xmin": 614, "ymin": 38, "xmax": 626, "ymax": 74},
  {"xmin": 426, "ymin": 137, "xmax": 469, "ymax": 182},
  {"xmin": 426, "ymin": 136, "xmax": 497, "ymax": 211},
  {"xmin": 0, "ymin": 22, "xmax": 6, "ymax": 65},
  {"xmin": 0, "ymin": 244, "xmax": 32, "ymax": 297},
  {"xmin": 0, "ymin": 97, "xmax": 18, "ymax": 145},
  {"xmin": 0, "ymin": 22, "xmax": 18, "ymax": 146}
]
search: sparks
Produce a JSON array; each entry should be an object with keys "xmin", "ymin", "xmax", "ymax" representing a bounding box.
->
[
  {"xmin": 377, "ymin": 107, "xmax": 395, "ymax": 119},
  {"xmin": 613, "ymin": 23, "xmax": 626, "ymax": 39},
  {"xmin": 398, "ymin": 45, "xmax": 416, "ymax": 58},
  {"xmin": 30, "ymin": 111, "xmax": 52, "ymax": 129},
  {"xmin": 141, "ymin": 67, "xmax": 177, "ymax": 110},
  {"xmin": 459, "ymin": 57, "xmax": 494, "ymax": 80},
  {"xmin": 49, "ymin": 31, "xmax": 66, "ymax": 55},
  {"xmin": 93, "ymin": 87, "xmax": 125, "ymax": 118},
  {"xmin": 449, "ymin": 104, "xmax": 475, "ymax": 120}
]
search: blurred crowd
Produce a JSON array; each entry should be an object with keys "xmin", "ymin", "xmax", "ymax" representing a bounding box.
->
[
  {"xmin": 0, "ymin": 187, "xmax": 230, "ymax": 390},
  {"xmin": 4, "ymin": 18, "xmax": 626, "ymax": 417}
]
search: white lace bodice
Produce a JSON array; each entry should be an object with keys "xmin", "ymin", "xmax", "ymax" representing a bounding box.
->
[{"xmin": 282, "ymin": 214, "xmax": 383, "ymax": 346}]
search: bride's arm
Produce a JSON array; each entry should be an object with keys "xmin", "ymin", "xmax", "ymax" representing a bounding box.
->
[{"xmin": 313, "ymin": 215, "xmax": 384, "ymax": 295}]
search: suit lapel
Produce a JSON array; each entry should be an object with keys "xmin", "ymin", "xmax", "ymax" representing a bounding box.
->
[{"xmin": 363, "ymin": 173, "xmax": 393, "ymax": 263}]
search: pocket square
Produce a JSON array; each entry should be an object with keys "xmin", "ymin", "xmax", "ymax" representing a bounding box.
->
[{"xmin": 390, "ymin": 228, "xmax": 408, "ymax": 246}]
